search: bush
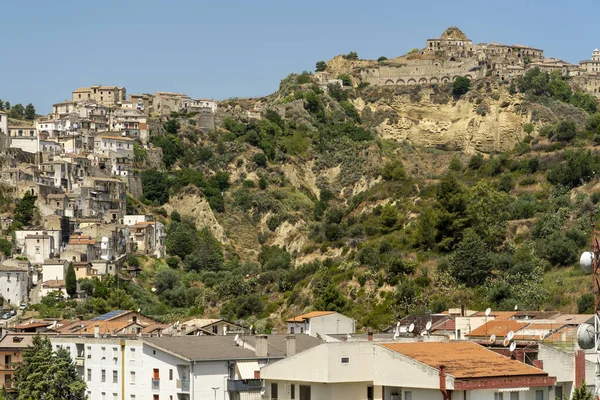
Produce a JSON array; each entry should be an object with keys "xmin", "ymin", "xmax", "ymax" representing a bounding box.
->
[
  {"xmin": 452, "ymin": 77, "xmax": 471, "ymax": 98},
  {"xmin": 381, "ymin": 160, "xmax": 406, "ymax": 181},
  {"xmin": 377, "ymin": 56, "xmax": 388, "ymax": 62},
  {"xmin": 252, "ymin": 152, "xmax": 268, "ymax": 168},
  {"xmin": 315, "ymin": 61, "xmax": 327, "ymax": 72},
  {"xmin": 343, "ymin": 52, "xmax": 358, "ymax": 60},
  {"xmin": 259, "ymin": 246, "xmax": 291, "ymax": 271},
  {"xmin": 338, "ymin": 74, "xmax": 352, "ymax": 86},
  {"xmin": 523, "ymin": 123, "xmax": 534, "ymax": 135}
]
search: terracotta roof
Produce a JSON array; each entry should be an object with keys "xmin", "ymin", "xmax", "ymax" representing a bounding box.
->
[
  {"xmin": 543, "ymin": 326, "xmax": 577, "ymax": 343},
  {"xmin": 465, "ymin": 320, "xmax": 528, "ymax": 338},
  {"xmin": 286, "ymin": 311, "xmax": 335, "ymax": 323},
  {"xmin": 432, "ymin": 319, "xmax": 455, "ymax": 331},
  {"xmin": 552, "ymin": 314, "xmax": 593, "ymax": 326},
  {"xmin": 473, "ymin": 311, "xmax": 516, "ymax": 320},
  {"xmin": 14, "ymin": 322, "xmax": 53, "ymax": 330},
  {"xmin": 381, "ymin": 341, "xmax": 547, "ymax": 379},
  {"xmin": 42, "ymin": 279, "xmax": 65, "ymax": 289},
  {"xmin": 141, "ymin": 323, "xmax": 171, "ymax": 334},
  {"xmin": 68, "ymin": 235, "xmax": 96, "ymax": 245}
]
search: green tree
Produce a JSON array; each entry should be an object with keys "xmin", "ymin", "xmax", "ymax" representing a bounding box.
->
[
  {"xmin": 14, "ymin": 192, "xmax": 37, "ymax": 226},
  {"xmin": 337, "ymin": 74, "xmax": 352, "ymax": 86},
  {"xmin": 451, "ymin": 77, "xmax": 471, "ymax": 98},
  {"xmin": 152, "ymin": 134, "xmax": 184, "ymax": 168},
  {"xmin": 343, "ymin": 52, "xmax": 358, "ymax": 60},
  {"xmin": 0, "ymin": 238, "xmax": 11, "ymax": 256},
  {"xmin": 183, "ymin": 228, "xmax": 224, "ymax": 272},
  {"xmin": 24, "ymin": 103, "xmax": 36, "ymax": 120},
  {"xmin": 154, "ymin": 269, "xmax": 180, "ymax": 295},
  {"xmin": 315, "ymin": 61, "xmax": 327, "ymax": 72},
  {"xmin": 377, "ymin": 56, "xmax": 388, "ymax": 62},
  {"xmin": 572, "ymin": 380, "xmax": 593, "ymax": 400},
  {"xmin": 381, "ymin": 159, "xmax": 406, "ymax": 181},
  {"xmin": 313, "ymin": 274, "xmax": 347, "ymax": 313},
  {"xmin": 9, "ymin": 103, "xmax": 25, "ymax": 119},
  {"xmin": 65, "ymin": 262, "xmax": 76, "ymax": 298},
  {"xmin": 447, "ymin": 229, "xmax": 493, "ymax": 287},
  {"xmin": 164, "ymin": 119, "xmax": 180, "ymax": 134},
  {"xmin": 13, "ymin": 335, "xmax": 87, "ymax": 400},
  {"xmin": 578, "ymin": 293, "xmax": 594, "ymax": 314},
  {"xmin": 141, "ymin": 169, "xmax": 169, "ymax": 205}
]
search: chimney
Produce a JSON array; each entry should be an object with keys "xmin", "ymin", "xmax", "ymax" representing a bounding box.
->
[
  {"xmin": 575, "ymin": 350, "xmax": 586, "ymax": 386},
  {"xmin": 255, "ymin": 335, "xmax": 268, "ymax": 357},
  {"xmin": 286, "ymin": 335, "xmax": 296, "ymax": 357},
  {"xmin": 94, "ymin": 325, "xmax": 100, "ymax": 338},
  {"xmin": 439, "ymin": 365, "xmax": 451, "ymax": 400},
  {"xmin": 461, "ymin": 305, "xmax": 465, "ymax": 317},
  {"xmin": 368, "ymin": 332, "xmax": 373, "ymax": 342},
  {"xmin": 533, "ymin": 360, "xmax": 544, "ymax": 369}
]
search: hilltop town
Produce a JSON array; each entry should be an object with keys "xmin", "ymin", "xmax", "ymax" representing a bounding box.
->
[{"xmin": 1, "ymin": 26, "xmax": 600, "ymax": 399}]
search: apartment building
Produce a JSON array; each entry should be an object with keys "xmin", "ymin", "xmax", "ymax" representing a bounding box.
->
[
  {"xmin": 286, "ymin": 311, "xmax": 355, "ymax": 339},
  {"xmin": 0, "ymin": 260, "xmax": 29, "ymax": 306}
]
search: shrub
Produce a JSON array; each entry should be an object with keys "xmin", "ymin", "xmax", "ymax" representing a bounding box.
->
[
  {"xmin": 252, "ymin": 152, "xmax": 268, "ymax": 168},
  {"xmin": 377, "ymin": 56, "xmax": 388, "ymax": 62},
  {"xmin": 343, "ymin": 52, "xmax": 358, "ymax": 60},
  {"xmin": 452, "ymin": 77, "xmax": 471, "ymax": 98},
  {"xmin": 338, "ymin": 74, "xmax": 352, "ymax": 87},
  {"xmin": 381, "ymin": 159, "xmax": 406, "ymax": 181},
  {"xmin": 523, "ymin": 123, "xmax": 534, "ymax": 135},
  {"xmin": 315, "ymin": 61, "xmax": 327, "ymax": 72}
]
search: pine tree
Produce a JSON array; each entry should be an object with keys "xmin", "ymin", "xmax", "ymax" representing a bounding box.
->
[
  {"xmin": 13, "ymin": 335, "xmax": 87, "ymax": 400},
  {"xmin": 65, "ymin": 262, "xmax": 76, "ymax": 298},
  {"xmin": 571, "ymin": 381, "xmax": 593, "ymax": 400},
  {"xmin": 24, "ymin": 103, "xmax": 36, "ymax": 120}
]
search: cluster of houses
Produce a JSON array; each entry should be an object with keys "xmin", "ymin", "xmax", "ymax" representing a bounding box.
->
[
  {"xmin": 0, "ymin": 85, "xmax": 220, "ymax": 308},
  {"xmin": 0, "ymin": 307, "xmax": 595, "ymax": 400}
]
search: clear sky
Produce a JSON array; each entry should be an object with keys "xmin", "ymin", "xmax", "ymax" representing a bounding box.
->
[{"xmin": 2, "ymin": 0, "xmax": 598, "ymax": 113}]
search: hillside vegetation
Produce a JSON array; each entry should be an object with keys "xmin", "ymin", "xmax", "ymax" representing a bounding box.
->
[{"xmin": 39, "ymin": 68, "xmax": 600, "ymax": 332}]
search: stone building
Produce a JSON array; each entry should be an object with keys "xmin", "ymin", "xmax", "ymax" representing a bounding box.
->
[
  {"xmin": 72, "ymin": 85, "xmax": 126, "ymax": 106},
  {"xmin": 0, "ymin": 111, "xmax": 7, "ymax": 136}
]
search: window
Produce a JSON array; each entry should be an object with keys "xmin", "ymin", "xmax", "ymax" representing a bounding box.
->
[
  {"xmin": 130, "ymin": 348, "xmax": 135, "ymax": 360},
  {"xmin": 271, "ymin": 383, "xmax": 278, "ymax": 399},
  {"xmin": 512, "ymin": 392, "xmax": 520, "ymax": 400},
  {"xmin": 112, "ymin": 370, "xmax": 118, "ymax": 383},
  {"xmin": 6, "ymin": 274, "xmax": 10, "ymax": 282},
  {"xmin": 113, "ymin": 394, "xmax": 117, "ymax": 400},
  {"xmin": 341, "ymin": 357, "xmax": 349, "ymax": 364},
  {"xmin": 169, "ymin": 369, "xmax": 173, "ymax": 380},
  {"xmin": 130, "ymin": 371, "xmax": 135, "ymax": 384},
  {"xmin": 153, "ymin": 396, "xmax": 158, "ymax": 400},
  {"xmin": 291, "ymin": 384, "xmax": 295, "ymax": 399},
  {"xmin": 153, "ymin": 368, "xmax": 159, "ymax": 380},
  {"xmin": 130, "ymin": 396, "xmax": 135, "ymax": 400},
  {"xmin": 87, "ymin": 346, "xmax": 91, "ymax": 358},
  {"xmin": 300, "ymin": 385, "xmax": 311, "ymax": 400},
  {"xmin": 4, "ymin": 355, "xmax": 11, "ymax": 365},
  {"xmin": 101, "ymin": 347, "xmax": 106, "ymax": 359},
  {"xmin": 290, "ymin": 327, "xmax": 294, "ymax": 334},
  {"xmin": 367, "ymin": 386, "xmax": 373, "ymax": 400},
  {"xmin": 87, "ymin": 369, "xmax": 91, "ymax": 381},
  {"xmin": 554, "ymin": 387, "xmax": 562, "ymax": 400},
  {"xmin": 404, "ymin": 391, "xmax": 412, "ymax": 400},
  {"xmin": 212, "ymin": 326, "xmax": 218, "ymax": 334},
  {"xmin": 113, "ymin": 347, "xmax": 118, "ymax": 359},
  {"xmin": 495, "ymin": 394, "xmax": 504, "ymax": 400},
  {"xmin": 536, "ymin": 391, "xmax": 544, "ymax": 400},
  {"xmin": 102, "ymin": 393, "xmax": 106, "ymax": 400},
  {"xmin": 16, "ymin": 274, "xmax": 19, "ymax": 282},
  {"xmin": 101, "ymin": 369, "xmax": 106, "ymax": 382}
]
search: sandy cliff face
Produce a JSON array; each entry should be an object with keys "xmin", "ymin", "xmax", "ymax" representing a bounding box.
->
[{"xmin": 355, "ymin": 86, "xmax": 528, "ymax": 154}]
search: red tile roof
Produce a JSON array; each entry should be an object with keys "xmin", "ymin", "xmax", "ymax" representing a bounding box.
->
[
  {"xmin": 286, "ymin": 311, "xmax": 335, "ymax": 323},
  {"xmin": 466, "ymin": 320, "xmax": 528, "ymax": 338},
  {"xmin": 382, "ymin": 341, "xmax": 548, "ymax": 378}
]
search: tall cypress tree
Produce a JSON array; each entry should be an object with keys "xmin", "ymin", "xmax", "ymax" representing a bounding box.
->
[{"xmin": 65, "ymin": 262, "xmax": 76, "ymax": 298}]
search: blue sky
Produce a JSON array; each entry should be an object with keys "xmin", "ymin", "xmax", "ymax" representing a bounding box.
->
[{"xmin": 2, "ymin": 0, "xmax": 598, "ymax": 113}]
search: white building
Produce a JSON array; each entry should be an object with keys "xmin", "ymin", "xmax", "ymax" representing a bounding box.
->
[
  {"xmin": 123, "ymin": 215, "xmax": 165, "ymax": 258},
  {"xmin": 0, "ymin": 111, "xmax": 7, "ymax": 135},
  {"xmin": 286, "ymin": 311, "xmax": 355, "ymax": 339},
  {"xmin": 23, "ymin": 234, "xmax": 56, "ymax": 264},
  {"xmin": 47, "ymin": 334, "xmax": 320, "ymax": 400},
  {"xmin": 15, "ymin": 229, "xmax": 62, "ymax": 253},
  {"xmin": 0, "ymin": 260, "xmax": 29, "ymax": 306},
  {"xmin": 8, "ymin": 126, "xmax": 38, "ymax": 153},
  {"xmin": 262, "ymin": 341, "xmax": 557, "ymax": 400},
  {"xmin": 93, "ymin": 135, "xmax": 134, "ymax": 158},
  {"xmin": 41, "ymin": 259, "xmax": 68, "ymax": 282},
  {"xmin": 40, "ymin": 279, "xmax": 66, "ymax": 299}
]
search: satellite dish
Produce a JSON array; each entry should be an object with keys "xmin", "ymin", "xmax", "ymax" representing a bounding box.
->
[
  {"xmin": 503, "ymin": 338, "xmax": 510, "ymax": 347},
  {"xmin": 425, "ymin": 321, "xmax": 432, "ymax": 331},
  {"xmin": 137, "ymin": 308, "xmax": 141, "ymax": 313},
  {"xmin": 175, "ymin": 321, "xmax": 180, "ymax": 327},
  {"xmin": 485, "ymin": 308, "xmax": 491, "ymax": 317},
  {"xmin": 393, "ymin": 331, "xmax": 399, "ymax": 340},
  {"xmin": 539, "ymin": 333, "xmax": 546, "ymax": 341},
  {"xmin": 577, "ymin": 323, "xmax": 595, "ymax": 350},
  {"xmin": 489, "ymin": 334, "xmax": 496, "ymax": 344},
  {"xmin": 196, "ymin": 331, "xmax": 200, "ymax": 336},
  {"xmin": 234, "ymin": 334, "xmax": 240, "ymax": 342},
  {"xmin": 580, "ymin": 251, "xmax": 594, "ymax": 273},
  {"xmin": 260, "ymin": 388, "xmax": 266, "ymax": 397},
  {"xmin": 509, "ymin": 342, "xmax": 517, "ymax": 352},
  {"xmin": 408, "ymin": 323, "xmax": 415, "ymax": 333},
  {"xmin": 396, "ymin": 321, "xmax": 401, "ymax": 328},
  {"xmin": 514, "ymin": 305, "xmax": 518, "ymax": 311},
  {"xmin": 507, "ymin": 331, "xmax": 515, "ymax": 341},
  {"xmin": 249, "ymin": 324, "xmax": 253, "ymax": 331}
]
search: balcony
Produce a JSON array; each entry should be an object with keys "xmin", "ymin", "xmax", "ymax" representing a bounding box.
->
[
  {"xmin": 177, "ymin": 378, "xmax": 190, "ymax": 392},
  {"xmin": 227, "ymin": 379, "xmax": 262, "ymax": 392},
  {"xmin": 152, "ymin": 378, "xmax": 160, "ymax": 390}
]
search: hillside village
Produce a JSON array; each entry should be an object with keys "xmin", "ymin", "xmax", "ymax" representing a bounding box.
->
[{"xmin": 1, "ymin": 26, "xmax": 600, "ymax": 399}]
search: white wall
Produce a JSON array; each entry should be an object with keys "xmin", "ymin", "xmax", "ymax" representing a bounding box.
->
[
  {"xmin": 42, "ymin": 262, "xmax": 66, "ymax": 281},
  {"xmin": 308, "ymin": 313, "xmax": 355, "ymax": 338},
  {"xmin": 142, "ymin": 343, "xmax": 193, "ymax": 400},
  {"xmin": 0, "ymin": 269, "xmax": 28, "ymax": 305},
  {"xmin": 455, "ymin": 317, "xmax": 488, "ymax": 339}
]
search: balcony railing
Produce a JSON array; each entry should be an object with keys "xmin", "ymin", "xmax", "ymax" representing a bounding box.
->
[
  {"xmin": 152, "ymin": 379, "xmax": 160, "ymax": 390},
  {"xmin": 177, "ymin": 378, "xmax": 190, "ymax": 392},
  {"xmin": 227, "ymin": 379, "xmax": 262, "ymax": 392}
]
